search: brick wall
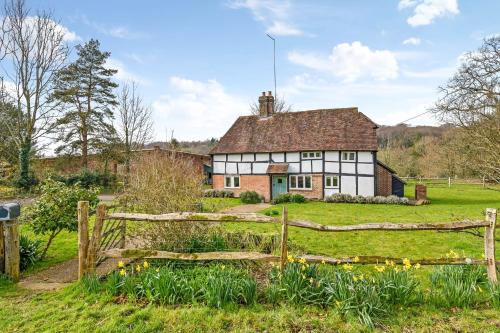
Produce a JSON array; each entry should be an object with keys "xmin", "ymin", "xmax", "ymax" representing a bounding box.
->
[
  {"xmin": 376, "ymin": 165, "xmax": 392, "ymax": 196},
  {"xmin": 289, "ymin": 174, "xmax": 324, "ymax": 200},
  {"xmin": 213, "ymin": 174, "xmax": 271, "ymax": 202}
]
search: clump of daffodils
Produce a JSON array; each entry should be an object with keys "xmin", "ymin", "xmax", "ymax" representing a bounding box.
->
[
  {"xmin": 143, "ymin": 261, "xmax": 149, "ymax": 269},
  {"xmin": 402, "ymin": 258, "xmax": 411, "ymax": 270},
  {"xmin": 343, "ymin": 263, "xmax": 353, "ymax": 271},
  {"xmin": 287, "ymin": 255, "xmax": 295, "ymax": 263}
]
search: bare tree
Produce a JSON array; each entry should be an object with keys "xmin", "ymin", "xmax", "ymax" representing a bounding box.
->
[
  {"xmin": 0, "ymin": 0, "xmax": 68, "ymax": 188},
  {"xmin": 250, "ymin": 95, "xmax": 292, "ymax": 115},
  {"xmin": 116, "ymin": 81, "xmax": 154, "ymax": 180},
  {"xmin": 433, "ymin": 36, "xmax": 500, "ymax": 182}
]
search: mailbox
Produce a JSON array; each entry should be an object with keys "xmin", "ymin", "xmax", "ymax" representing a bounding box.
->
[{"xmin": 0, "ymin": 203, "xmax": 20, "ymax": 221}]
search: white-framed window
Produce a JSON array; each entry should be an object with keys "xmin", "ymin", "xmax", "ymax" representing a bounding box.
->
[
  {"xmin": 342, "ymin": 151, "xmax": 356, "ymax": 161},
  {"xmin": 301, "ymin": 151, "xmax": 322, "ymax": 159},
  {"xmin": 224, "ymin": 175, "xmax": 240, "ymax": 188},
  {"xmin": 290, "ymin": 175, "xmax": 312, "ymax": 190},
  {"xmin": 325, "ymin": 175, "xmax": 339, "ymax": 188}
]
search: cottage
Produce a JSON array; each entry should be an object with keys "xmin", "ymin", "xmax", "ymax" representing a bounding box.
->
[{"xmin": 210, "ymin": 91, "xmax": 403, "ymax": 202}]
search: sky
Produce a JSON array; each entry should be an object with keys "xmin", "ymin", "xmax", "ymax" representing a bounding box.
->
[{"xmin": 25, "ymin": 0, "xmax": 500, "ymax": 141}]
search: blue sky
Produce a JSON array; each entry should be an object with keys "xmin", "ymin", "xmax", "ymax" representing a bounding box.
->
[{"xmin": 28, "ymin": 0, "xmax": 500, "ymax": 141}]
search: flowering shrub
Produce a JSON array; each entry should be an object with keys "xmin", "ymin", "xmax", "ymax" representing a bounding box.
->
[
  {"xmin": 324, "ymin": 194, "xmax": 409, "ymax": 205},
  {"xmin": 239, "ymin": 191, "xmax": 263, "ymax": 204},
  {"xmin": 202, "ymin": 189, "xmax": 234, "ymax": 198}
]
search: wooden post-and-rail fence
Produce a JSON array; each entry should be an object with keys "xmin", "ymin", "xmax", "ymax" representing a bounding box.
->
[{"xmin": 78, "ymin": 201, "xmax": 498, "ymax": 283}]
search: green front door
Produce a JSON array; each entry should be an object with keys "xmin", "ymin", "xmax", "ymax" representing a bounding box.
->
[{"xmin": 272, "ymin": 176, "xmax": 287, "ymax": 198}]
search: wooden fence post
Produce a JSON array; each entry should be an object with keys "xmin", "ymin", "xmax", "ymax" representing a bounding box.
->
[
  {"xmin": 0, "ymin": 221, "xmax": 5, "ymax": 273},
  {"xmin": 4, "ymin": 220, "xmax": 20, "ymax": 282},
  {"xmin": 86, "ymin": 203, "xmax": 106, "ymax": 274},
  {"xmin": 78, "ymin": 201, "xmax": 89, "ymax": 279},
  {"xmin": 448, "ymin": 177, "xmax": 451, "ymax": 188},
  {"xmin": 119, "ymin": 221, "xmax": 126, "ymax": 249},
  {"xmin": 484, "ymin": 208, "xmax": 497, "ymax": 283},
  {"xmin": 280, "ymin": 206, "xmax": 288, "ymax": 271},
  {"xmin": 482, "ymin": 176, "xmax": 486, "ymax": 188}
]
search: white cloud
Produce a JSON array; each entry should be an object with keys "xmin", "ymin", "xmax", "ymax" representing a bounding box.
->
[
  {"xmin": 228, "ymin": 0, "xmax": 304, "ymax": 36},
  {"xmin": 152, "ymin": 77, "xmax": 248, "ymax": 140},
  {"xmin": 105, "ymin": 58, "xmax": 149, "ymax": 85},
  {"xmin": 288, "ymin": 42, "xmax": 399, "ymax": 82},
  {"xmin": 79, "ymin": 15, "xmax": 146, "ymax": 39},
  {"xmin": 4, "ymin": 16, "xmax": 80, "ymax": 42},
  {"xmin": 403, "ymin": 37, "xmax": 421, "ymax": 45},
  {"xmin": 399, "ymin": 0, "xmax": 459, "ymax": 27}
]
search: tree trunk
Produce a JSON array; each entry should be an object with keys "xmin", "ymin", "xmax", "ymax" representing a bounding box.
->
[
  {"xmin": 40, "ymin": 229, "xmax": 62, "ymax": 260},
  {"xmin": 17, "ymin": 140, "xmax": 32, "ymax": 189},
  {"xmin": 82, "ymin": 129, "xmax": 88, "ymax": 169}
]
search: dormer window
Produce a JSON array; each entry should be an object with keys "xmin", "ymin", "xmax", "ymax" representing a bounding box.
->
[
  {"xmin": 342, "ymin": 152, "xmax": 356, "ymax": 161},
  {"xmin": 302, "ymin": 151, "xmax": 322, "ymax": 159}
]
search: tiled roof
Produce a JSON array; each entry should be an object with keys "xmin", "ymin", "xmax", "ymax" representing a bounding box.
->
[
  {"xmin": 266, "ymin": 163, "xmax": 289, "ymax": 174},
  {"xmin": 210, "ymin": 108, "xmax": 378, "ymax": 154}
]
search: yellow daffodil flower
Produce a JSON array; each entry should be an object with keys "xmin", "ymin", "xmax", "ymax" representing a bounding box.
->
[
  {"xmin": 375, "ymin": 265, "xmax": 385, "ymax": 273},
  {"xmin": 414, "ymin": 263, "xmax": 421, "ymax": 270},
  {"xmin": 135, "ymin": 265, "xmax": 141, "ymax": 272},
  {"xmin": 298, "ymin": 257, "xmax": 306, "ymax": 264},
  {"xmin": 143, "ymin": 261, "xmax": 149, "ymax": 269},
  {"xmin": 155, "ymin": 268, "xmax": 160, "ymax": 273},
  {"xmin": 353, "ymin": 276, "xmax": 358, "ymax": 282},
  {"xmin": 353, "ymin": 256, "xmax": 360, "ymax": 263},
  {"xmin": 118, "ymin": 261, "xmax": 124, "ymax": 268},
  {"xmin": 321, "ymin": 260, "xmax": 326, "ymax": 265},
  {"xmin": 402, "ymin": 258, "xmax": 411, "ymax": 267},
  {"xmin": 343, "ymin": 264, "xmax": 353, "ymax": 271},
  {"xmin": 119, "ymin": 269, "xmax": 126, "ymax": 276}
]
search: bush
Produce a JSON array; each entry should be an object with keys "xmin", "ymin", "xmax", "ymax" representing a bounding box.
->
[
  {"xmin": 53, "ymin": 169, "xmax": 117, "ymax": 188},
  {"xmin": 324, "ymin": 193, "xmax": 409, "ymax": 205},
  {"xmin": 19, "ymin": 235, "xmax": 42, "ymax": 271},
  {"xmin": 24, "ymin": 179, "xmax": 99, "ymax": 259},
  {"xmin": 239, "ymin": 191, "xmax": 263, "ymax": 204},
  {"xmin": 271, "ymin": 193, "xmax": 306, "ymax": 205},
  {"xmin": 202, "ymin": 189, "xmax": 234, "ymax": 198}
]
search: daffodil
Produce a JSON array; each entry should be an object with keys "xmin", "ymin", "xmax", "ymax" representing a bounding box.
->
[
  {"xmin": 375, "ymin": 265, "xmax": 385, "ymax": 273},
  {"xmin": 353, "ymin": 256, "xmax": 360, "ymax": 263},
  {"xmin": 118, "ymin": 261, "xmax": 125, "ymax": 268},
  {"xmin": 309, "ymin": 277, "xmax": 314, "ymax": 284},
  {"xmin": 143, "ymin": 261, "xmax": 149, "ymax": 269},
  {"xmin": 402, "ymin": 258, "xmax": 411, "ymax": 267},
  {"xmin": 298, "ymin": 257, "xmax": 306, "ymax": 264},
  {"xmin": 221, "ymin": 265, "xmax": 226, "ymax": 270},
  {"xmin": 321, "ymin": 260, "xmax": 326, "ymax": 265},
  {"xmin": 135, "ymin": 265, "xmax": 141, "ymax": 272},
  {"xmin": 343, "ymin": 264, "xmax": 353, "ymax": 271},
  {"xmin": 358, "ymin": 274, "xmax": 364, "ymax": 281},
  {"xmin": 119, "ymin": 269, "xmax": 126, "ymax": 276},
  {"xmin": 414, "ymin": 263, "xmax": 421, "ymax": 270},
  {"xmin": 287, "ymin": 255, "xmax": 295, "ymax": 263},
  {"xmin": 353, "ymin": 276, "xmax": 358, "ymax": 282},
  {"xmin": 155, "ymin": 268, "xmax": 160, "ymax": 273}
]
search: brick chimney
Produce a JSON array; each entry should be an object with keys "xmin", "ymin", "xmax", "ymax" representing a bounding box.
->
[{"xmin": 258, "ymin": 91, "xmax": 274, "ymax": 117}]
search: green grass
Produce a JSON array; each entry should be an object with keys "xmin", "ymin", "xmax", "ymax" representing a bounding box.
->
[
  {"xmin": 1, "ymin": 182, "xmax": 499, "ymax": 332},
  {"xmin": 226, "ymin": 183, "xmax": 500, "ymax": 259}
]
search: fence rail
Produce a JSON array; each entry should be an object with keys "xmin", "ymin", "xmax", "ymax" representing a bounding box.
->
[{"xmin": 78, "ymin": 203, "xmax": 498, "ymax": 283}]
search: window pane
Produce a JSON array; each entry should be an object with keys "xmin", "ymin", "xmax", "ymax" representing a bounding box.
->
[
  {"xmin": 305, "ymin": 176, "xmax": 311, "ymax": 188},
  {"xmin": 342, "ymin": 152, "xmax": 347, "ymax": 160},
  {"xmin": 298, "ymin": 176, "xmax": 304, "ymax": 188},
  {"xmin": 234, "ymin": 176, "xmax": 240, "ymax": 187},
  {"xmin": 332, "ymin": 176, "xmax": 338, "ymax": 187},
  {"xmin": 302, "ymin": 153, "xmax": 307, "ymax": 158},
  {"xmin": 326, "ymin": 177, "xmax": 331, "ymax": 187},
  {"xmin": 315, "ymin": 152, "xmax": 321, "ymax": 157},
  {"xmin": 225, "ymin": 177, "xmax": 231, "ymax": 187},
  {"xmin": 350, "ymin": 152, "xmax": 355, "ymax": 160},
  {"xmin": 290, "ymin": 176, "xmax": 297, "ymax": 188}
]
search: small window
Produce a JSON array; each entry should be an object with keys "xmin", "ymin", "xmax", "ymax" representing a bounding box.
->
[
  {"xmin": 224, "ymin": 175, "xmax": 240, "ymax": 188},
  {"xmin": 302, "ymin": 151, "xmax": 322, "ymax": 159},
  {"xmin": 342, "ymin": 152, "xmax": 356, "ymax": 161},
  {"xmin": 289, "ymin": 175, "xmax": 312, "ymax": 190},
  {"xmin": 325, "ymin": 175, "xmax": 339, "ymax": 188}
]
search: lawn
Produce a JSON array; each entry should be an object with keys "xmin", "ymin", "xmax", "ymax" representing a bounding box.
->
[{"xmin": 0, "ymin": 183, "xmax": 499, "ymax": 332}]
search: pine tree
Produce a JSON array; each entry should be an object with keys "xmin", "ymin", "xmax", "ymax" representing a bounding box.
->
[{"xmin": 52, "ymin": 39, "xmax": 118, "ymax": 168}]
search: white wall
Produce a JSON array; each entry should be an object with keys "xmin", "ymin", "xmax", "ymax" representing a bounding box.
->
[
  {"xmin": 358, "ymin": 163, "xmax": 374, "ymax": 175},
  {"xmin": 341, "ymin": 176, "xmax": 356, "ymax": 195},
  {"xmin": 358, "ymin": 176, "xmax": 375, "ymax": 196}
]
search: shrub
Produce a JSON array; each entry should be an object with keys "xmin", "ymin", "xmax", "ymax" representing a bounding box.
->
[
  {"xmin": 430, "ymin": 265, "xmax": 487, "ymax": 308},
  {"xmin": 324, "ymin": 193, "xmax": 409, "ymax": 205},
  {"xmin": 202, "ymin": 189, "xmax": 234, "ymax": 198},
  {"xmin": 290, "ymin": 194, "xmax": 306, "ymax": 203},
  {"xmin": 271, "ymin": 193, "xmax": 306, "ymax": 204},
  {"xmin": 239, "ymin": 191, "xmax": 263, "ymax": 204},
  {"xmin": 54, "ymin": 170, "xmax": 117, "ymax": 188},
  {"xmin": 19, "ymin": 235, "xmax": 42, "ymax": 271},
  {"xmin": 24, "ymin": 179, "xmax": 99, "ymax": 259},
  {"xmin": 264, "ymin": 209, "xmax": 280, "ymax": 216}
]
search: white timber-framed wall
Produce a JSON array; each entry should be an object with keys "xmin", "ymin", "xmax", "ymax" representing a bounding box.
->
[{"xmin": 212, "ymin": 150, "xmax": 376, "ymax": 197}]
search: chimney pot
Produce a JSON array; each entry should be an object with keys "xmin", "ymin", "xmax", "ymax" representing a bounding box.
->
[
  {"xmin": 258, "ymin": 90, "xmax": 274, "ymax": 117},
  {"xmin": 261, "ymin": 91, "xmax": 266, "ymax": 96},
  {"xmin": 268, "ymin": 91, "xmax": 272, "ymax": 96}
]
